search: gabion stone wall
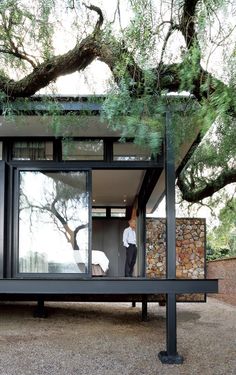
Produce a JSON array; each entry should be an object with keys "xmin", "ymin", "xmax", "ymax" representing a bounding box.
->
[{"xmin": 146, "ymin": 218, "xmax": 206, "ymax": 302}]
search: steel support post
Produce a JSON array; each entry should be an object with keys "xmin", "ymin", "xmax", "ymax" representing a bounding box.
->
[
  {"xmin": 33, "ymin": 298, "xmax": 47, "ymax": 318},
  {"xmin": 158, "ymin": 293, "xmax": 183, "ymax": 364},
  {"xmin": 158, "ymin": 108, "xmax": 183, "ymax": 364},
  {"xmin": 141, "ymin": 297, "xmax": 148, "ymax": 321},
  {"xmin": 0, "ymin": 162, "xmax": 5, "ymax": 278}
]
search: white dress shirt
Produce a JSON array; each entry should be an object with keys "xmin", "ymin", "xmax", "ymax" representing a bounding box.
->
[{"xmin": 123, "ymin": 227, "xmax": 136, "ymax": 247}]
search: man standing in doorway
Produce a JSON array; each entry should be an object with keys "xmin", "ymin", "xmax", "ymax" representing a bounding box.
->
[{"xmin": 123, "ymin": 219, "xmax": 137, "ymax": 277}]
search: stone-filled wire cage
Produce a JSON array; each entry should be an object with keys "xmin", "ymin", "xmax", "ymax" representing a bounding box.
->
[{"xmin": 146, "ymin": 218, "xmax": 206, "ymax": 302}]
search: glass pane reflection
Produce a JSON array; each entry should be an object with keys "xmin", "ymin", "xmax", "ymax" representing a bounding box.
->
[
  {"xmin": 62, "ymin": 140, "xmax": 104, "ymax": 160},
  {"xmin": 113, "ymin": 142, "xmax": 151, "ymax": 161},
  {"xmin": 13, "ymin": 142, "xmax": 53, "ymax": 160},
  {"xmin": 18, "ymin": 171, "xmax": 89, "ymax": 274}
]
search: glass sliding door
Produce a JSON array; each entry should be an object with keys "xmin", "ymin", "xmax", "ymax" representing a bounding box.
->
[{"xmin": 17, "ymin": 171, "xmax": 90, "ymax": 275}]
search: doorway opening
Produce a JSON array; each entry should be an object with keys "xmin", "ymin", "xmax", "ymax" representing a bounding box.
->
[{"xmin": 91, "ymin": 169, "xmax": 145, "ymax": 277}]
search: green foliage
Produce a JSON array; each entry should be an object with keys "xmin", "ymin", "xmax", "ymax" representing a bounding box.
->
[
  {"xmin": 0, "ymin": 90, "xmax": 17, "ymax": 121},
  {"xmin": 102, "ymin": 78, "xmax": 165, "ymax": 154},
  {"xmin": 124, "ymin": 0, "xmax": 156, "ymax": 63},
  {"xmin": 181, "ymin": 109, "xmax": 236, "ymax": 190},
  {"xmin": 206, "ymin": 245, "xmax": 231, "ymax": 261},
  {"xmin": 195, "ymin": 80, "xmax": 236, "ymax": 135},
  {"xmin": 0, "ymin": 0, "xmax": 56, "ymax": 69},
  {"xmin": 198, "ymin": 0, "xmax": 227, "ymax": 31},
  {"xmin": 35, "ymin": 0, "xmax": 55, "ymax": 60},
  {"xmin": 179, "ymin": 44, "xmax": 201, "ymax": 92},
  {"xmin": 207, "ymin": 196, "xmax": 236, "ymax": 258},
  {"xmin": 0, "ymin": 0, "xmax": 234, "ymax": 207},
  {"xmin": 177, "ymin": 74, "xmax": 236, "ymax": 195},
  {"xmin": 219, "ymin": 198, "xmax": 236, "ymax": 230},
  {"xmin": 102, "ymin": 77, "xmax": 200, "ymax": 160}
]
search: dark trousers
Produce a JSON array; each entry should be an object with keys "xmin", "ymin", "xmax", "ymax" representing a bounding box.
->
[{"xmin": 125, "ymin": 244, "xmax": 137, "ymax": 277}]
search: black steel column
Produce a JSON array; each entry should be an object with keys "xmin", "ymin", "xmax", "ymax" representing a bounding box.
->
[
  {"xmin": 0, "ymin": 162, "xmax": 5, "ymax": 278},
  {"xmin": 141, "ymin": 296, "xmax": 148, "ymax": 321},
  {"xmin": 33, "ymin": 298, "xmax": 47, "ymax": 318},
  {"xmin": 158, "ymin": 107, "xmax": 183, "ymax": 364},
  {"xmin": 165, "ymin": 109, "xmax": 176, "ymax": 279}
]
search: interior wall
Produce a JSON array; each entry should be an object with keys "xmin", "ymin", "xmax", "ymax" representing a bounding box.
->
[{"xmin": 92, "ymin": 219, "xmax": 127, "ymax": 277}]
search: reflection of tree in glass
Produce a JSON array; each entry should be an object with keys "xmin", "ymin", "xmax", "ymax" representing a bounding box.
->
[
  {"xmin": 62, "ymin": 140, "xmax": 103, "ymax": 160},
  {"xmin": 20, "ymin": 171, "xmax": 88, "ymax": 251}
]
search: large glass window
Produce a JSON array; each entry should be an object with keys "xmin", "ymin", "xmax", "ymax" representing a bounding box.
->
[
  {"xmin": 113, "ymin": 142, "xmax": 151, "ymax": 161},
  {"xmin": 18, "ymin": 171, "xmax": 89, "ymax": 274},
  {"xmin": 12, "ymin": 141, "xmax": 53, "ymax": 160},
  {"xmin": 62, "ymin": 140, "xmax": 104, "ymax": 160}
]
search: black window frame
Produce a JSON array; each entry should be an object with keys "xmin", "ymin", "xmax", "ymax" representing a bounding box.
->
[
  {"xmin": 1, "ymin": 136, "xmax": 163, "ymax": 169},
  {"xmin": 12, "ymin": 164, "xmax": 92, "ymax": 279},
  {"xmin": 1, "ymin": 136, "xmax": 163, "ymax": 281}
]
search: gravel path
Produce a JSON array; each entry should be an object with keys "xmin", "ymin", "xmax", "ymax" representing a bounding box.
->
[{"xmin": 0, "ymin": 297, "xmax": 235, "ymax": 375}]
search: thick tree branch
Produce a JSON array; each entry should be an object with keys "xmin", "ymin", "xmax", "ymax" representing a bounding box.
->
[
  {"xmin": 99, "ymin": 42, "xmax": 145, "ymax": 94},
  {"xmin": 177, "ymin": 168, "xmax": 236, "ymax": 202},
  {"xmin": 180, "ymin": 0, "xmax": 200, "ymax": 48},
  {"xmin": 0, "ymin": 34, "xmax": 101, "ymax": 97},
  {"xmin": 0, "ymin": 0, "xmax": 234, "ymax": 124},
  {"xmin": 0, "ymin": 3, "xmax": 104, "ymax": 97},
  {"xmin": 0, "ymin": 0, "xmax": 230, "ymax": 108}
]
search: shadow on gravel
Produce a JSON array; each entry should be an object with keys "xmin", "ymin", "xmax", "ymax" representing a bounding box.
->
[
  {"xmin": 177, "ymin": 310, "xmax": 201, "ymax": 322},
  {"xmin": 0, "ymin": 301, "xmax": 201, "ymax": 324}
]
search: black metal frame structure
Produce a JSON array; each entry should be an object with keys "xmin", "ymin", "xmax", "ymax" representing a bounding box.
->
[
  {"xmin": 159, "ymin": 107, "xmax": 182, "ymax": 363},
  {"xmin": 12, "ymin": 166, "xmax": 93, "ymax": 279},
  {"xmin": 0, "ymin": 99, "xmax": 218, "ymax": 365},
  {"xmin": 0, "ymin": 162, "xmax": 6, "ymax": 279}
]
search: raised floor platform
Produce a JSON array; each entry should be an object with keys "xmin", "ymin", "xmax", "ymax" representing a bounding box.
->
[{"xmin": 0, "ymin": 278, "xmax": 218, "ymax": 300}]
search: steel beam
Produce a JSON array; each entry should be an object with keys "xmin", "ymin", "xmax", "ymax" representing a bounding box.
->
[{"xmin": 0, "ymin": 278, "xmax": 218, "ymax": 295}]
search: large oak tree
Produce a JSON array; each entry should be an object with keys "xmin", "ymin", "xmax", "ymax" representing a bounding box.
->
[{"xmin": 0, "ymin": 0, "xmax": 235, "ymax": 203}]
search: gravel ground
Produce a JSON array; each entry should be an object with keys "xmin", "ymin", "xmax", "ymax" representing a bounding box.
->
[{"xmin": 0, "ymin": 297, "xmax": 235, "ymax": 375}]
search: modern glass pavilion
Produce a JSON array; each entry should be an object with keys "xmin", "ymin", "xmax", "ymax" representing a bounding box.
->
[{"xmin": 0, "ymin": 96, "xmax": 218, "ymax": 364}]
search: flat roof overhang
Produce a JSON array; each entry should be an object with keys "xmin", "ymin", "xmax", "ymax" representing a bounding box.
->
[
  {"xmin": 0, "ymin": 96, "xmax": 200, "ymax": 212},
  {"xmin": 0, "ymin": 96, "xmax": 119, "ymax": 137},
  {"xmin": 0, "ymin": 115, "xmax": 120, "ymax": 138}
]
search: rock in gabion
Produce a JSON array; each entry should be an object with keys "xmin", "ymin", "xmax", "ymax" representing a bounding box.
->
[{"xmin": 146, "ymin": 218, "xmax": 205, "ymax": 302}]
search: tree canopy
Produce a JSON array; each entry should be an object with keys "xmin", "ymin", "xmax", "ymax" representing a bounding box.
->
[{"xmin": 0, "ymin": 0, "xmax": 235, "ymax": 203}]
